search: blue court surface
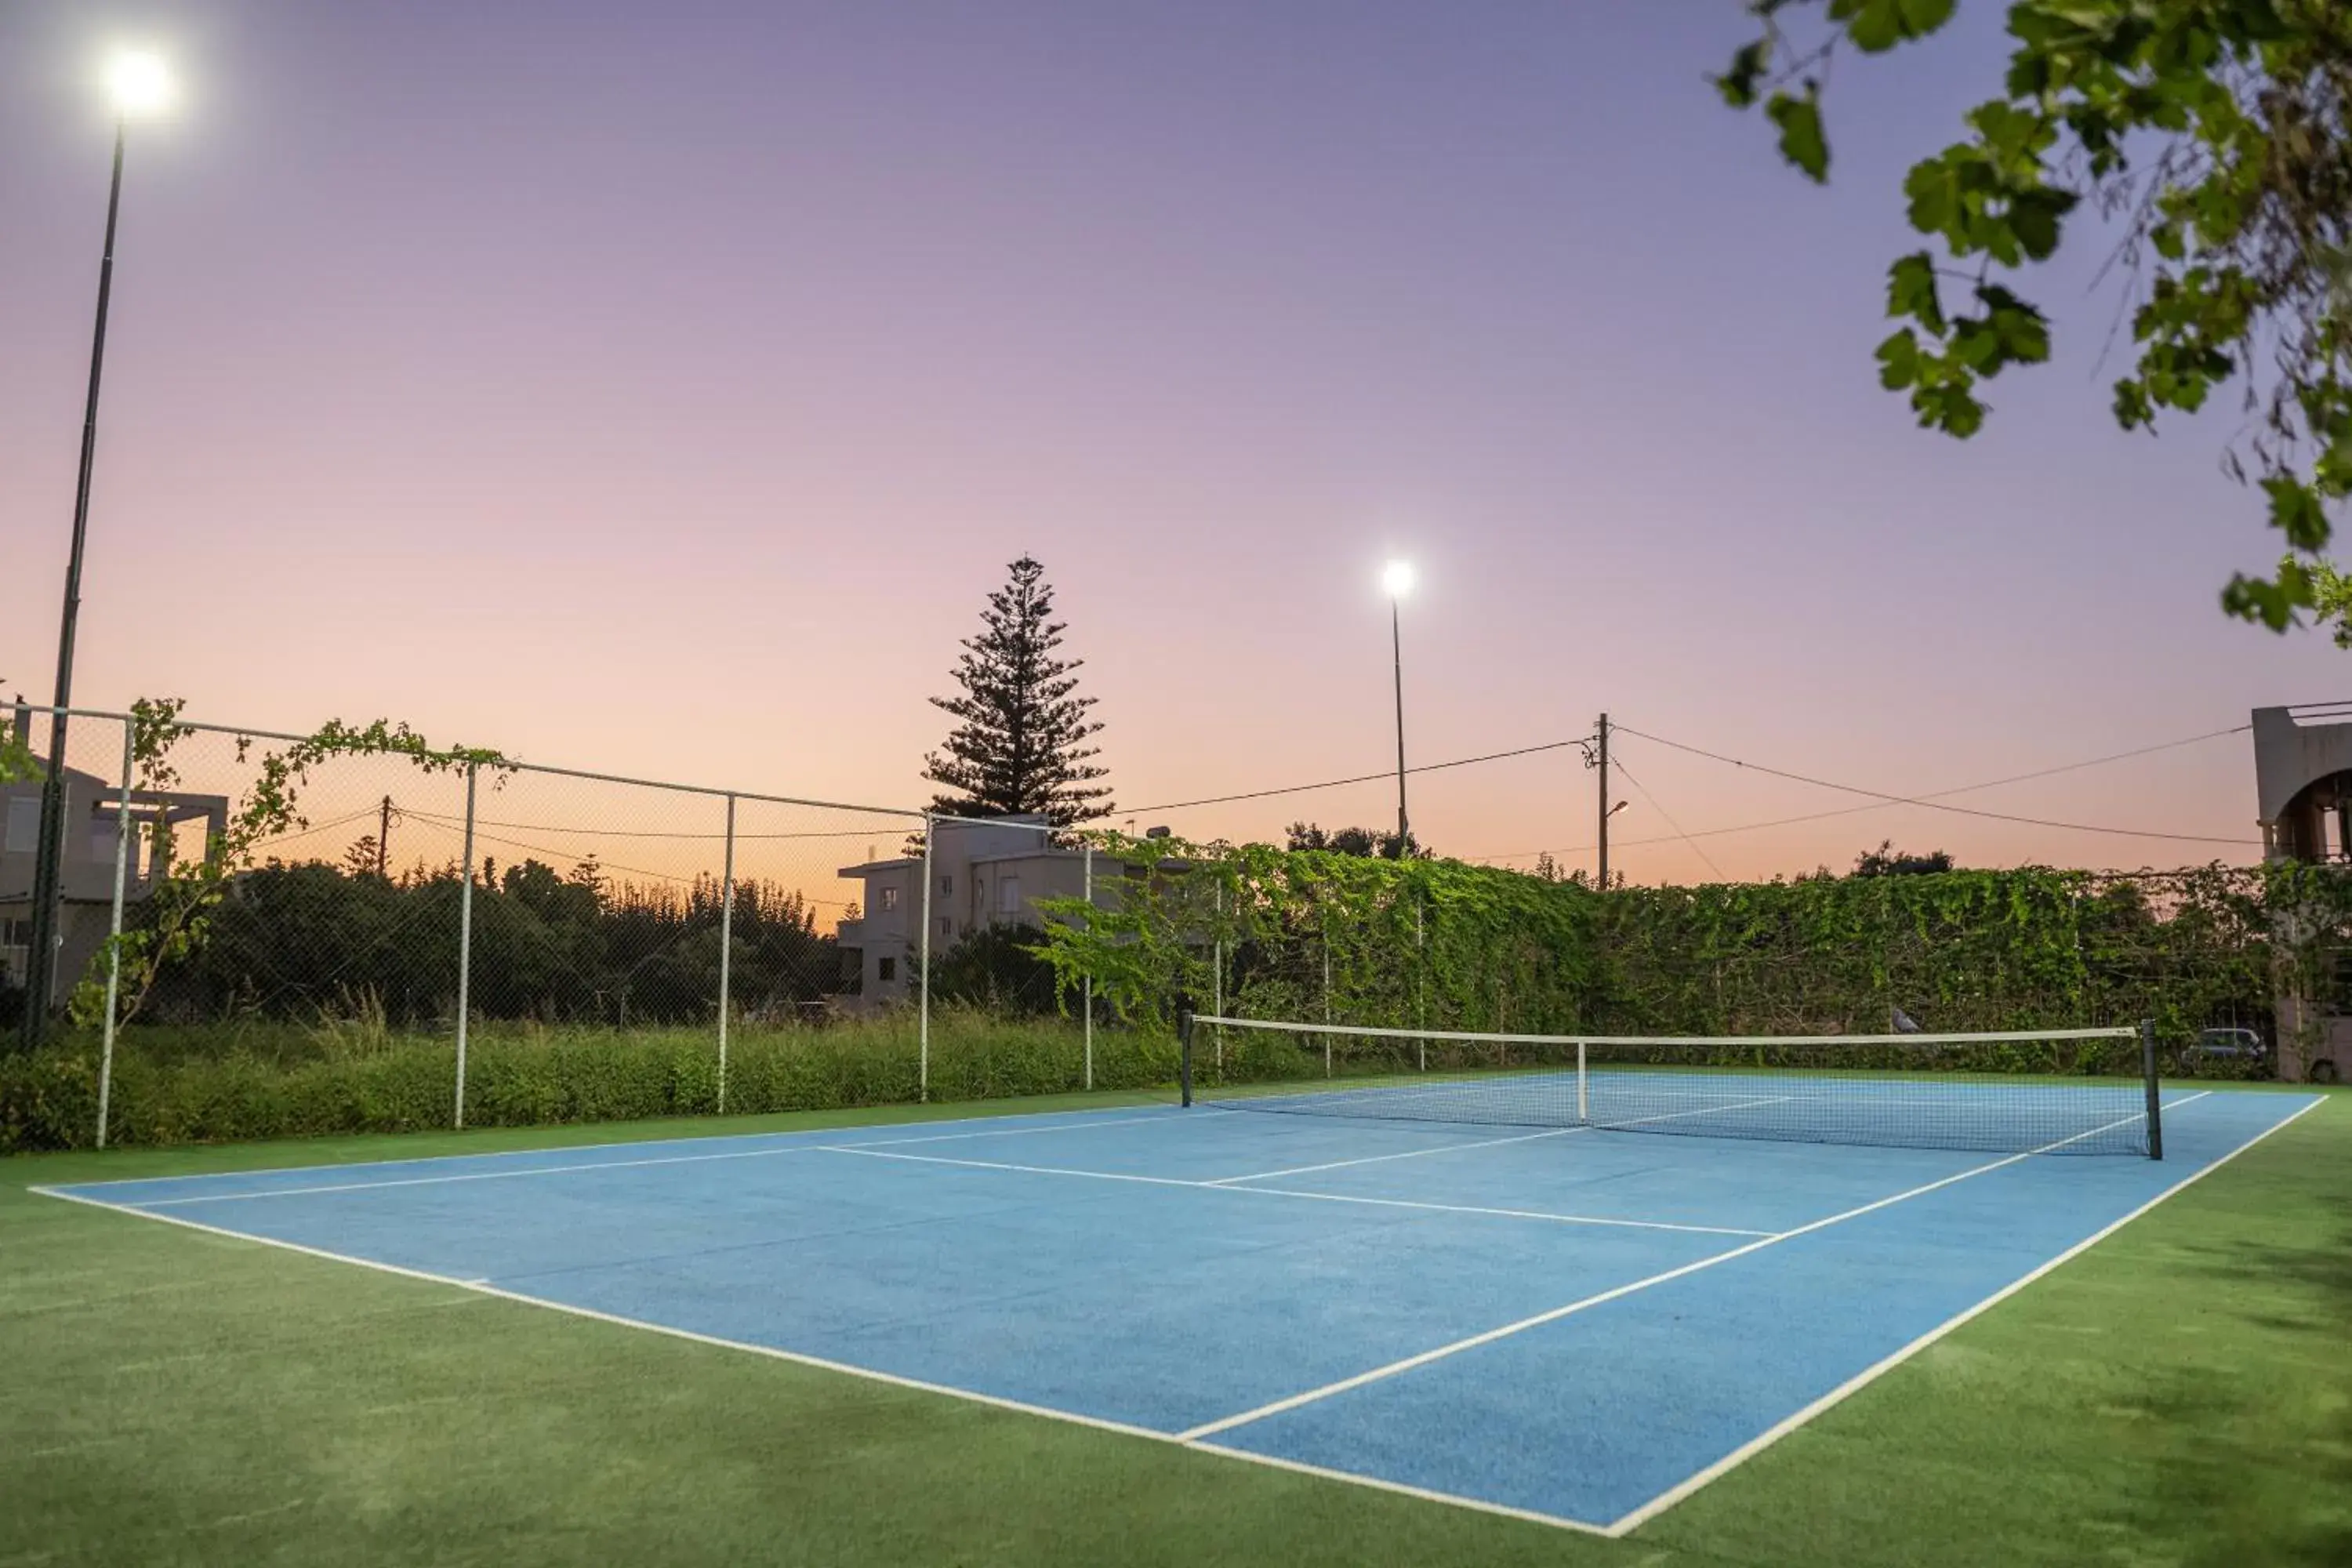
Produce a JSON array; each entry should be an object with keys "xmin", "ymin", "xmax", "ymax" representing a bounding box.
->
[{"xmin": 37, "ymin": 1086, "xmax": 2321, "ymax": 1536}]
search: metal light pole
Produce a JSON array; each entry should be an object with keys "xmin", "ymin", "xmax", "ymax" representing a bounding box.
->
[
  {"xmin": 20, "ymin": 53, "xmax": 172, "ymax": 1048},
  {"xmin": 1383, "ymin": 561, "xmax": 1414, "ymax": 858}
]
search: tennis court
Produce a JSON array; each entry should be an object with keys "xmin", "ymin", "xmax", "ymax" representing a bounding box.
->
[{"xmin": 32, "ymin": 1078, "xmax": 2319, "ymax": 1537}]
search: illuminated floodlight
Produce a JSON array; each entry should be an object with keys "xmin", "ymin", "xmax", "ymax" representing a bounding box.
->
[
  {"xmin": 1381, "ymin": 560, "xmax": 1415, "ymax": 599},
  {"xmin": 107, "ymin": 51, "xmax": 174, "ymax": 118}
]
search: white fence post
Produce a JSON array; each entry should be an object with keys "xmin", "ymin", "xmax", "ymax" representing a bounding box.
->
[
  {"xmin": 718, "ymin": 792, "xmax": 735, "ymax": 1116},
  {"xmin": 95, "ymin": 715, "xmax": 134, "ymax": 1149},
  {"xmin": 1082, "ymin": 840, "xmax": 1094, "ymax": 1092},
  {"xmin": 1212, "ymin": 880, "xmax": 1224, "ymax": 1076},
  {"xmin": 1415, "ymin": 892, "xmax": 1427, "ymax": 1073},
  {"xmin": 1321, "ymin": 896, "xmax": 1332, "ymax": 1078},
  {"xmin": 454, "ymin": 760, "xmax": 477, "ymax": 1129},
  {"xmin": 918, "ymin": 814, "xmax": 933, "ymax": 1102}
]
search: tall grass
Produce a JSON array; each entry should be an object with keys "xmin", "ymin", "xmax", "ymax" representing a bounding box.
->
[{"xmin": 0, "ymin": 1007, "xmax": 1181, "ymax": 1154}]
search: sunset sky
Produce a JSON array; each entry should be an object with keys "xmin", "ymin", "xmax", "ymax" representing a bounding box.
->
[{"xmin": 5, "ymin": 1, "xmax": 2344, "ymax": 887}]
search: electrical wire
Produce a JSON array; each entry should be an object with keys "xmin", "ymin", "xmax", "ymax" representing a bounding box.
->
[
  {"xmin": 1605, "ymin": 747, "xmax": 1723, "ymax": 879},
  {"xmin": 249, "ymin": 806, "xmax": 383, "ymax": 850},
  {"xmin": 1122, "ymin": 738, "xmax": 1588, "ymax": 815},
  {"xmin": 1472, "ymin": 722, "xmax": 2254, "ymax": 862},
  {"xmin": 1612, "ymin": 724, "xmax": 2260, "ymax": 847}
]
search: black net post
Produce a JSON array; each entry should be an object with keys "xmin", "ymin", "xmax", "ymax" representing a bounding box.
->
[
  {"xmin": 1175, "ymin": 1000, "xmax": 1195, "ymax": 1109},
  {"xmin": 2141, "ymin": 1018, "xmax": 2164, "ymax": 1161}
]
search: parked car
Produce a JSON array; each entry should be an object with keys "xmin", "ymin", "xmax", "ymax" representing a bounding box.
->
[{"xmin": 2182, "ymin": 1027, "xmax": 2269, "ymax": 1075}]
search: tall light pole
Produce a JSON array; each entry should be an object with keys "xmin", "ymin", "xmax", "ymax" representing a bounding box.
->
[
  {"xmin": 20, "ymin": 51, "xmax": 172, "ymax": 1047},
  {"xmin": 1382, "ymin": 561, "xmax": 1414, "ymax": 858}
]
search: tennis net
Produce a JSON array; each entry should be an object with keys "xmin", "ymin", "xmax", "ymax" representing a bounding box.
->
[{"xmin": 1177, "ymin": 1014, "xmax": 2162, "ymax": 1158}]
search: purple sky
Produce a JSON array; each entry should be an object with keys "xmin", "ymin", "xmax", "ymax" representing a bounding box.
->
[{"xmin": 4, "ymin": 2, "xmax": 2341, "ymax": 884}]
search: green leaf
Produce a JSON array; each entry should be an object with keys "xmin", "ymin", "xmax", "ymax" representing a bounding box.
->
[
  {"xmin": 1767, "ymin": 86, "xmax": 1830, "ymax": 182},
  {"xmin": 1832, "ymin": 0, "xmax": 1955, "ymax": 50},
  {"xmin": 1840, "ymin": 0, "xmax": 1906, "ymax": 52},
  {"xmin": 1876, "ymin": 328, "xmax": 1923, "ymax": 389},
  {"xmin": 1899, "ymin": 0, "xmax": 1958, "ymax": 33},
  {"xmin": 2007, "ymin": 187, "xmax": 2077, "ymax": 261},
  {"xmin": 1903, "ymin": 157, "xmax": 1961, "ymax": 237},
  {"xmin": 2317, "ymin": 430, "xmax": 2352, "ymax": 499},
  {"xmin": 2111, "ymin": 379, "xmax": 2154, "ymax": 430},
  {"xmin": 2265, "ymin": 476, "xmax": 2333, "ymax": 552},
  {"xmin": 1978, "ymin": 285, "xmax": 2052, "ymax": 365},
  {"xmin": 1886, "ymin": 252, "xmax": 1946, "ymax": 333},
  {"xmin": 1949, "ymin": 319, "xmax": 2002, "ymax": 372},
  {"xmin": 1716, "ymin": 39, "xmax": 1771, "ymax": 108},
  {"xmin": 2222, "ymin": 566, "xmax": 2314, "ymax": 633},
  {"xmin": 1913, "ymin": 379, "xmax": 1985, "ymax": 438}
]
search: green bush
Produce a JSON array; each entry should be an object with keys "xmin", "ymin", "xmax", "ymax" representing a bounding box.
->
[{"xmin": 0, "ymin": 1009, "xmax": 1171, "ymax": 1154}]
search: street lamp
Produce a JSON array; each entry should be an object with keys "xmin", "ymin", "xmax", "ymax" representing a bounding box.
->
[
  {"xmin": 19, "ymin": 49, "xmax": 173, "ymax": 1046},
  {"xmin": 1382, "ymin": 561, "xmax": 1414, "ymax": 858}
]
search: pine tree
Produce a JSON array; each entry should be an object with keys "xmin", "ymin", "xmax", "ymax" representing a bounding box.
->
[{"xmin": 924, "ymin": 557, "xmax": 1112, "ymax": 825}]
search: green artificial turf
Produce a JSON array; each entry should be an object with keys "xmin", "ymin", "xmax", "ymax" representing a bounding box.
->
[{"xmin": 5, "ymin": 1088, "xmax": 2347, "ymax": 1567}]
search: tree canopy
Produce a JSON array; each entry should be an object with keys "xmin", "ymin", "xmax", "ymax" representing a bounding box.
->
[
  {"xmin": 1852, "ymin": 839, "xmax": 1958, "ymax": 876},
  {"xmin": 924, "ymin": 557, "xmax": 1113, "ymax": 826},
  {"xmin": 1719, "ymin": 1, "xmax": 2351, "ymax": 629},
  {"xmin": 1284, "ymin": 821, "xmax": 1427, "ymax": 860}
]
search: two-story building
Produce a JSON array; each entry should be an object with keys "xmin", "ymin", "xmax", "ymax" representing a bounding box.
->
[
  {"xmin": 2, "ymin": 707, "xmax": 228, "ymax": 1009},
  {"xmin": 835, "ymin": 814, "xmax": 1095, "ymax": 1007}
]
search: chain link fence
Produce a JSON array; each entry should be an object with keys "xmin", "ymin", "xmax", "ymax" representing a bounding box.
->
[
  {"xmin": 3, "ymin": 705, "xmax": 2321, "ymax": 1152},
  {"xmin": 2, "ymin": 705, "xmax": 1133, "ymax": 1149}
]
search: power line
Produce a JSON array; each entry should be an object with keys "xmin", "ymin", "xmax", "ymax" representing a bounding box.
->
[
  {"xmin": 401, "ymin": 814, "xmax": 859, "ymax": 907},
  {"xmin": 1606, "ymin": 747, "xmax": 1722, "ymax": 879},
  {"xmin": 1473, "ymin": 722, "xmax": 2254, "ymax": 862},
  {"xmin": 250, "ymin": 807, "xmax": 381, "ymax": 850},
  {"xmin": 1612, "ymin": 724, "xmax": 2259, "ymax": 847},
  {"xmin": 1123, "ymin": 737, "xmax": 1589, "ymax": 815}
]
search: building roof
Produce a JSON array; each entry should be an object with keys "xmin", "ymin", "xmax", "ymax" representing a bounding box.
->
[
  {"xmin": 0, "ymin": 764, "xmax": 110, "ymax": 794},
  {"xmin": 837, "ymin": 857, "xmax": 918, "ymax": 879}
]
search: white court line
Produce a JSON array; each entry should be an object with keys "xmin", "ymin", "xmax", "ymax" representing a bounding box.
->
[
  {"xmin": 1234, "ymin": 1187, "xmax": 1771, "ymax": 1238},
  {"xmin": 1600, "ymin": 1088, "xmax": 2299, "ymax": 1537},
  {"xmin": 835, "ymin": 1107, "xmax": 1234, "ymax": 1149},
  {"xmin": 1203, "ymin": 1094, "xmax": 1795, "ymax": 1185},
  {"xmin": 1592, "ymin": 1094, "xmax": 1796, "ymax": 1131},
  {"xmin": 22, "ymin": 1183, "xmax": 1614, "ymax": 1540},
  {"xmin": 1204, "ymin": 1126, "xmax": 1584, "ymax": 1185},
  {"xmin": 817, "ymin": 1145, "xmax": 1764, "ymax": 1236},
  {"xmin": 27, "ymin": 1086, "xmax": 2285, "ymax": 1541},
  {"xmin": 123, "ymin": 1145, "xmax": 835, "ymax": 1207},
  {"xmin": 821, "ymin": 1146, "xmax": 1208, "ymax": 1191},
  {"xmin": 87, "ymin": 1109, "xmax": 1212, "ymax": 1209},
  {"xmin": 1173, "ymin": 1094, "xmax": 2210, "ymax": 1443},
  {"xmin": 45, "ymin": 1102, "xmax": 1207, "ymax": 1195}
]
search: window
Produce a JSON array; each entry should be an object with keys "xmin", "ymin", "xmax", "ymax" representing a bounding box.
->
[
  {"xmin": 996, "ymin": 876, "xmax": 1022, "ymax": 915},
  {"xmin": 942, "ymin": 874, "xmax": 953, "ymax": 895},
  {"xmin": 877, "ymin": 956, "xmax": 896, "ymax": 983},
  {"xmin": 940, "ymin": 916, "xmax": 953, "ymax": 938},
  {"xmin": 5, "ymin": 797, "xmax": 37, "ymax": 854},
  {"xmin": 878, "ymin": 886, "xmax": 899, "ymax": 912}
]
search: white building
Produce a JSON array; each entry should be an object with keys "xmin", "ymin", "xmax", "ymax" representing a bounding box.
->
[
  {"xmin": 835, "ymin": 815, "xmax": 1097, "ymax": 1007},
  {"xmin": 2, "ymin": 707, "xmax": 227, "ymax": 1007}
]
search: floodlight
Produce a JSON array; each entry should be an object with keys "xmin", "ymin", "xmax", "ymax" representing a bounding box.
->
[{"xmin": 107, "ymin": 52, "xmax": 173, "ymax": 118}]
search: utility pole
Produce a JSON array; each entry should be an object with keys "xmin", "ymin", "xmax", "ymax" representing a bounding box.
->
[
  {"xmin": 1596, "ymin": 712, "xmax": 1610, "ymax": 891},
  {"xmin": 377, "ymin": 795, "xmax": 391, "ymax": 878}
]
